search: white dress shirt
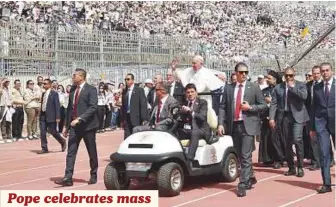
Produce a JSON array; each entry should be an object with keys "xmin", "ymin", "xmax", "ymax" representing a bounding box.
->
[
  {"xmin": 234, "ymin": 81, "xmax": 246, "ymax": 121},
  {"xmin": 73, "ymin": 82, "xmax": 86, "ymax": 105},
  {"xmin": 127, "ymin": 84, "xmax": 134, "ymax": 113}
]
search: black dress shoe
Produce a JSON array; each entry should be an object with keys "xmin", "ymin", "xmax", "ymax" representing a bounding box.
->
[
  {"xmin": 246, "ymin": 177, "xmax": 257, "ymax": 190},
  {"xmin": 284, "ymin": 168, "xmax": 296, "ymax": 176},
  {"xmin": 297, "ymin": 168, "xmax": 304, "ymax": 177},
  {"xmin": 309, "ymin": 164, "xmax": 320, "ymax": 171},
  {"xmin": 88, "ymin": 176, "xmax": 97, "ymax": 185},
  {"xmin": 237, "ymin": 184, "xmax": 246, "ymax": 197},
  {"xmin": 38, "ymin": 150, "xmax": 49, "ymax": 154},
  {"xmin": 317, "ymin": 186, "xmax": 332, "ymax": 194},
  {"xmin": 61, "ymin": 142, "xmax": 66, "ymax": 152},
  {"xmin": 54, "ymin": 178, "xmax": 73, "ymax": 186},
  {"xmin": 273, "ymin": 162, "xmax": 281, "ymax": 169}
]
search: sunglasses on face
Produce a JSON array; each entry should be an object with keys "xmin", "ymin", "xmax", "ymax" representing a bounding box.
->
[
  {"xmin": 238, "ymin": 71, "xmax": 249, "ymax": 75},
  {"xmin": 285, "ymin": 74, "xmax": 294, "ymax": 78}
]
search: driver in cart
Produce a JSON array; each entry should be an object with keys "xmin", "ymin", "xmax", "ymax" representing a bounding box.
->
[
  {"xmin": 133, "ymin": 82, "xmax": 179, "ymax": 132},
  {"xmin": 176, "ymin": 83, "xmax": 212, "ymax": 162}
]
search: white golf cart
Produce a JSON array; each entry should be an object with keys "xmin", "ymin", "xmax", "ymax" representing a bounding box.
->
[{"xmin": 104, "ymin": 105, "xmax": 238, "ymax": 197}]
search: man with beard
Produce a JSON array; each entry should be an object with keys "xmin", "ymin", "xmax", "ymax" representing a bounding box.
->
[{"xmin": 258, "ymin": 70, "xmax": 285, "ymax": 169}]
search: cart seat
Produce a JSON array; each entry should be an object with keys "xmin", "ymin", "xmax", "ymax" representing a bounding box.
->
[{"xmin": 180, "ymin": 139, "xmax": 207, "ymax": 147}]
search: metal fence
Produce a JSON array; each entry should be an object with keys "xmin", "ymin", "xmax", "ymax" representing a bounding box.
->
[{"xmin": 0, "ymin": 21, "xmax": 335, "ymax": 86}]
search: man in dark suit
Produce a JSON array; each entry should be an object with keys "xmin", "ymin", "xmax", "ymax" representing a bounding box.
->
[
  {"xmin": 39, "ymin": 79, "xmax": 66, "ymax": 154},
  {"xmin": 269, "ymin": 67, "xmax": 310, "ymax": 178},
  {"xmin": 121, "ymin": 73, "xmax": 148, "ymax": 139},
  {"xmin": 55, "ymin": 68, "xmax": 99, "ymax": 186},
  {"xmin": 218, "ymin": 62, "xmax": 267, "ymax": 197},
  {"xmin": 178, "ymin": 83, "xmax": 211, "ymax": 161},
  {"xmin": 166, "ymin": 69, "xmax": 185, "ymax": 105},
  {"xmin": 310, "ymin": 62, "xmax": 335, "ymax": 193},
  {"xmin": 133, "ymin": 82, "xmax": 178, "ymax": 132},
  {"xmin": 305, "ymin": 65, "xmax": 323, "ymax": 170}
]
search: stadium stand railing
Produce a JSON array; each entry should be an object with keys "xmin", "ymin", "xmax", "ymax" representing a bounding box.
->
[{"xmin": 0, "ymin": 21, "xmax": 334, "ymax": 85}]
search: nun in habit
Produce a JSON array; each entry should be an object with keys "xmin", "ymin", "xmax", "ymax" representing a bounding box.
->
[{"xmin": 258, "ymin": 70, "xmax": 286, "ymax": 169}]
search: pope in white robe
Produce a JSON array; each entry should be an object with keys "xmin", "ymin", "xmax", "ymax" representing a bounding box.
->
[{"xmin": 171, "ymin": 55, "xmax": 223, "ymax": 130}]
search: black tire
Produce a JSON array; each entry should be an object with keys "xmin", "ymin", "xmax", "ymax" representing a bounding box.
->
[
  {"xmin": 104, "ymin": 162, "xmax": 130, "ymax": 190},
  {"xmin": 157, "ymin": 162, "xmax": 184, "ymax": 197},
  {"xmin": 219, "ymin": 153, "xmax": 238, "ymax": 182}
]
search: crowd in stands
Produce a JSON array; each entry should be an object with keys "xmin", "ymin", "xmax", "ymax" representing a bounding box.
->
[{"xmin": 0, "ymin": 1, "xmax": 335, "ymax": 64}]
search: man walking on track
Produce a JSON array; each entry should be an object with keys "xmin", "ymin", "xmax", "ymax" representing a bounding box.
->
[
  {"xmin": 55, "ymin": 68, "xmax": 99, "ymax": 186},
  {"xmin": 218, "ymin": 62, "xmax": 267, "ymax": 197},
  {"xmin": 310, "ymin": 63, "xmax": 335, "ymax": 194}
]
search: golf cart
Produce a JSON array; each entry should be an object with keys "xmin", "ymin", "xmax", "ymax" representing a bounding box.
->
[{"xmin": 104, "ymin": 105, "xmax": 238, "ymax": 197}]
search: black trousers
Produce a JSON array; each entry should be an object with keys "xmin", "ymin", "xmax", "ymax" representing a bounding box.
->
[
  {"xmin": 58, "ymin": 107, "xmax": 66, "ymax": 133},
  {"xmin": 282, "ymin": 112, "xmax": 304, "ymax": 168},
  {"xmin": 97, "ymin": 106, "xmax": 106, "ymax": 130},
  {"xmin": 232, "ymin": 121, "xmax": 255, "ymax": 186},
  {"xmin": 124, "ymin": 114, "xmax": 134, "ymax": 140},
  {"xmin": 105, "ymin": 108, "xmax": 112, "ymax": 129},
  {"xmin": 12, "ymin": 107, "xmax": 24, "ymax": 138},
  {"xmin": 39, "ymin": 113, "xmax": 65, "ymax": 151},
  {"xmin": 65, "ymin": 127, "xmax": 98, "ymax": 179},
  {"xmin": 177, "ymin": 128, "xmax": 206, "ymax": 160}
]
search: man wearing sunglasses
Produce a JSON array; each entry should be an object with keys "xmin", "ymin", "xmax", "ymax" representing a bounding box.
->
[
  {"xmin": 218, "ymin": 62, "xmax": 267, "ymax": 197},
  {"xmin": 269, "ymin": 67, "xmax": 309, "ymax": 178},
  {"xmin": 121, "ymin": 73, "xmax": 148, "ymax": 139},
  {"xmin": 133, "ymin": 82, "xmax": 178, "ymax": 133}
]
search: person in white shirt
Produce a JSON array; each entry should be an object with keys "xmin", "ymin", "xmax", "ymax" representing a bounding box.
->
[
  {"xmin": 57, "ymin": 85, "xmax": 66, "ymax": 133},
  {"xmin": 170, "ymin": 55, "xmax": 223, "ymax": 129},
  {"xmin": 0, "ymin": 78, "xmax": 13, "ymax": 140}
]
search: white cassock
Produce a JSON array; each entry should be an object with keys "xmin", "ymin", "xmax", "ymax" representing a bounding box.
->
[{"xmin": 175, "ymin": 66, "xmax": 223, "ymax": 129}]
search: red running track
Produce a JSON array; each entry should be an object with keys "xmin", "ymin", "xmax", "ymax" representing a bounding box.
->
[{"xmin": 0, "ymin": 130, "xmax": 334, "ymax": 207}]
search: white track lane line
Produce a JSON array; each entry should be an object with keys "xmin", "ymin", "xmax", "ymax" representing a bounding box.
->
[
  {"xmin": 0, "ymin": 155, "xmax": 110, "ymax": 176},
  {"xmin": 172, "ymin": 174, "xmax": 282, "ymax": 207},
  {"xmin": 0, "ymin": 166, "xmax": 106, "ymax": 188},
  {"xmin": 0, "ymin": 143, "xmax": 119, "ymax": 164},
  {"xmin": 277, "ymin": 192, "xmax": 318, "ymax": 207}
]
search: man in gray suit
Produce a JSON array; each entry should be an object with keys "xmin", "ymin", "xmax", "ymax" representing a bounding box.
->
[
  {"xmin": 269, "ymin": 67, "xmax": 310, "ymax": 178},
  {"xmin": 218, "ymin": 62, "xmax": 267, "ymax": 197},
  {"xmin": 133, "ymin": 82, "xmax": 178, "ymax": 132}
]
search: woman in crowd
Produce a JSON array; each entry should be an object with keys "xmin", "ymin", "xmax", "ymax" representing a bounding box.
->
[
  {"xmin": 104, "ymin": 84, "xmax": 113, "ymax": 131},
  {"xmin": 97, "ymin": 85, "xmax": 107, "ymax": 133},
  {"xmin": 23, "ymin": 80, "xmax": 40, "ymax": 140}
]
